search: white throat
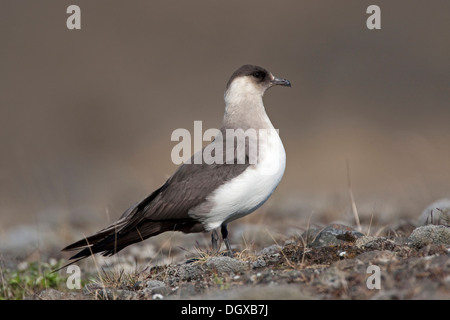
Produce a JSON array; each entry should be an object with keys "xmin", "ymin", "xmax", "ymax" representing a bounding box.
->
[{"xmin": 224, "ymin": 77, "xmax": 266, "ymax": 106}]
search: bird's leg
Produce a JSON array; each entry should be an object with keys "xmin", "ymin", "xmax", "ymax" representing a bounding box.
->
[
  {"xmin": 221, "ymin": 224, "xmax": 233, "ymax": 257},
  {"xmin": 211, "ymin": 228, "xmax": 220, "ymax": 253}
]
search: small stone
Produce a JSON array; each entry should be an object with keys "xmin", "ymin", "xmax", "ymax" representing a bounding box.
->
[
  {"xmin": 93, "ymin": 288, "xmax": 136, "ymax": 300},
  {"xmin": 144, "ymin": 279, "xmax": 170, "ymax": 295},
  {"xmin": 145, "ymin": 279, "xmax": 166, "ymax": 289},
  {"xmin": 206, "ymin": 256, "xmax": 248, "ymax": 274},
  {"xmin": 356, "ymin": 236, "xmax": 397, "ymax": 251},
  {"xmin": 311, "ymin": 224, "xmax": 364, "ymax": 248},
  {"xmin": 178, "ymin": 263, "xmax": 204, "ymax": 281},
  {"xmin": 408, "ymin": 225, "xmax": 450, "ymax": 249},
  {"xmin": 252, "ymin": 258, "xmax": 266, "ymax": 269},
  {"xmin": 257, "ymin": 244, "xmax": 281, "ymax": 256}
]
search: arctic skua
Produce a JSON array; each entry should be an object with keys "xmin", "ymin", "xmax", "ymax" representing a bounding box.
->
[{"xmin": 62, "ymin": 64, "xmax": 291, "ymax": 264}]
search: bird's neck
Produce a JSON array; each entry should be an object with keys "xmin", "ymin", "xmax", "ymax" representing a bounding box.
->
[{"xmin": 222, "ymin": 94, "xmax": 273, "ymax": 131}]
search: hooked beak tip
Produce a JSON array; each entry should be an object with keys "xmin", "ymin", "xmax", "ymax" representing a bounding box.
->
[{"xmin": 271, "ymin": 77, "xmax": 291, "ymax": 87}]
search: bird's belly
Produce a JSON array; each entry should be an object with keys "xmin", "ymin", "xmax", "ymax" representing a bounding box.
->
[{"xmin": 202, "ymin": 131, "xmax": 286, "ymax": 230}]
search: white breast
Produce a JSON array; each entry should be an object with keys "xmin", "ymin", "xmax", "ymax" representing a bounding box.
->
[{"xmin": 202, "ymin": 127, "xmax": 286, "ymax": 231}]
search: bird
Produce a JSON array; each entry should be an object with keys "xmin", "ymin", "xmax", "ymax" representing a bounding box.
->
[{"xmin": 61, "ymin": 64, "xmax": 291, "ymax": 266}]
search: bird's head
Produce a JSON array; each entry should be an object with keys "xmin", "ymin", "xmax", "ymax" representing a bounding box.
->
[{"xmin": 224, "ymin": 64, "xmax": 291, "ymax": 104}]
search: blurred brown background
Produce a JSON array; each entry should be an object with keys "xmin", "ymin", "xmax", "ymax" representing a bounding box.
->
[{"xmin": 0, "ymin": 1, "xmax": 449, "ymax": 253}]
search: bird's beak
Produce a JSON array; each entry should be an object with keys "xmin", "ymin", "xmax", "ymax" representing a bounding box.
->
[{"xmin": 271, "ymin": 77, "xmax": 291, "ymax": 87}]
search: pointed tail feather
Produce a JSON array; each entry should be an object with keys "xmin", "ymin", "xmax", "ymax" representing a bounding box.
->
[
  {"xmin": 60, "ymin": 220, "xmax": 176, "ymax": 266},
  {"xmin": 62, "ymin": 228, "xmax": 116, "ymax": 252}
]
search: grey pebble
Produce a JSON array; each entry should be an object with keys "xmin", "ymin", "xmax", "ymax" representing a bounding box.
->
[
  {"xmin": 311, "ymin": 224, "xmax": 364, "ymax": 248},
  {"xmin": 407, "ymin": 225, "xmax": 450, "ymax": 248},
  {"xmin": 206, "ymin": 256, "xmax": 248, "ymax": 274}
]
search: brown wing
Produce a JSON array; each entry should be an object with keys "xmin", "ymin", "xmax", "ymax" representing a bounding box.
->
[
  {"xmin": 62, "ymin": 140, "xmax": 250, "ymax": 260},
  {"xmin": 119, "ymin": 159, "xmax": 249, "ymax": 230}
]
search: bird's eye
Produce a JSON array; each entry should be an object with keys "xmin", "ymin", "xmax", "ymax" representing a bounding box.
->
[{"xmin": 252, "ymin": 72, "xmax": 263, "ymax": 79}]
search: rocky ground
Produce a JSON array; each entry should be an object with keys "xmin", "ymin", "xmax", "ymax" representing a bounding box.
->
[
  {"xmin": 0, "ymin": 197, "xmax": 448, "ymax": 300},
  {"xmin": 23, "ymin": 218, "xmax": 450, "ymax": 300}
]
